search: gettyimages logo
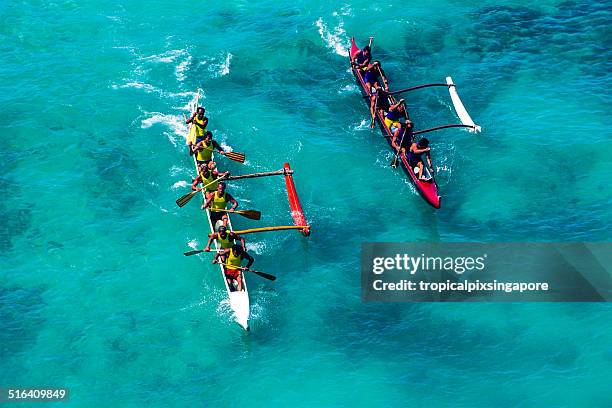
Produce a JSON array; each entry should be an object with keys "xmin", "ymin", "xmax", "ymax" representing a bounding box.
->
[
  {"xmin": 372, "ymin": 253, "xmax": 487, "ymax": 275},
  {"xmin": 361, "ymin": 243, "xmax": 612, "ymax": 302}
]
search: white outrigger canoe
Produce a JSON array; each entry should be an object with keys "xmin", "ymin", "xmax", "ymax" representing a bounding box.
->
[{"xmin": 187, "ymin": 94, "xmax": 250, "ymax": 331}]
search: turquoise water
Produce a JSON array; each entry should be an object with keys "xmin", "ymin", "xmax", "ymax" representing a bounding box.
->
[{"xmin": 1, "ymin": 0, "xmax": 611, "ymax": 406}]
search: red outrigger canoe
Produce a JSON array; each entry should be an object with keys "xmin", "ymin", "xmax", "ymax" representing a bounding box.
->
[{"xmin": 350, "ymin": 38, "xmax": 441, "ymax": 209}]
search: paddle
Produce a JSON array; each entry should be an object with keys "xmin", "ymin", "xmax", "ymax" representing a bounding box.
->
[
  {"xmin": 389, "ymin": 99, "xmax": 408, "ymax": 168},
  {"xmin": 183, "ymin": 112, "xmax": 193, "ymax": 147},
  {"xmin": 215, "ymin": 262, "xmax": 276, "ymax": 281},
  {"xmin": 198, "ymin": 145, "xmax": 246, "ymax": 163},
  {"xmin": 185, "ymin": 247, "xmax": 239, "ymax": 256},
  {"xmin": 370, "ymin": 91, "xmax": 378, "ymax": 128},
  {"xmin": 210, "ymin": 208, "xmax": 261, "ymax": 220},
  {"xmin": 176, "ymin": 174, "xmax": 228, "ymax": 208},
  {"xmin": 426, "ymin": 151, "xmax": 436, "ymax": 184},
  {"xmin": 184, "ymin": 249, "xmax": 206, "ymax": 256},
  {"xmin": 220, "ymin": 151, "xmax": 245, "ymax": 163},
  {"xmin": 391, "ymin": 128, "xmax": 407, "ymax": 168}
]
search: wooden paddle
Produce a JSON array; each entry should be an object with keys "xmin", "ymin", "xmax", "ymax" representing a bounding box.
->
[
  {"xmin": 184, "ymin": 249, "xmax": 206, "ymax": 256},
  {"xmin": 220, "ymin": 151, "xmax": 245, "ymax": 163},
  {"xmin": 215, "ymin": 262, "xmax": 276, "ymax": 281},
  {"xmin": 175, "ymin": 174, "xmax": 228, "ymax": 207},
  {"xmin": 183, "ymin": 112, "xmax": 194, "ymax": 147},
  {"xmin": 183, "ymin": 90, "xmax": 201, "ymax": 145},
  {"xmin": 390, "ymin": 139, "xmax": 404, "ymax": 168},
  {"xmin": 198, "ymin": 145, "xmax": 246, "ymax": 163},
  {"xmin": 426, "ymin": 151, "xmax": 437, "ymax": 184},
  {"xmin": 370, "ymin": 91, "xmax": 378, "ymax": 128},
  {"xmin": 210, "ymin": 208, "xmax": 261, "ymax": 220},
  {"xmin": 184, "ymin": 247, "xmax": 238, "ymax": 256}
]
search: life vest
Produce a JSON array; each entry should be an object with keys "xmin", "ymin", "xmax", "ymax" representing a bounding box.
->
[
  {"xmin": 200, "ymin": 169, "xmax": 218, "ymax": 192},
  {"xmin": 227, "ymin": 248, "xmax": 243, "ymax": 268},
  {"xmin": 217, "ymin": 232, "xmax": 234, "ymax": 249},
  {"xmin": 211, "ymin": 191, "xmax": 228, "ymax": 210},
  {"xmin": 196, "ymin": 140, "xmax": 213, "ymax": 162},
  {"xmin": 193, "ymin": 115, "xmax": 206, "ymax": 138}
]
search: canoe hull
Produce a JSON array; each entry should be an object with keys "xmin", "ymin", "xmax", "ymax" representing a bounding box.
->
[
  {"xmin": 349, "ymin": 37, "xmax": 441, "ymax": 209},
  {"xmin": 188, "ymin": 96, "xmax": 250, "ymax": 331}
]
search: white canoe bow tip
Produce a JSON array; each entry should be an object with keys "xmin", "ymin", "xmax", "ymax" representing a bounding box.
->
[
  {"xmin": 446, "ymin": 76, "xmax": 482, "ymax": 133},
  {"xmin": 229, "ymin": 290, "xmax": 250, "ymax": 331}
]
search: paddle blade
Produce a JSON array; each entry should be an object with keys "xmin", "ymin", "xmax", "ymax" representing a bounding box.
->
[
  {"xmin": 235, "ymin": 209, "xmax": 261, "ymax": 220},
  {"xmin": 184, "ymin": 249, "xmax": 204, "ymax": 256},
  {"xmin": 390, "ymin": 155, "xmax": 399, "ymax": 168},
  {"xmin": 176, "ymin": 190, "xmax": 198, "ymax": 207},
  {"xmin": 250, "ymin": 270, "xmax": 276, "ymax": 281},
  {"xmin": 224, "ymin": 151, "xmax": 246, "ymax": 163}
]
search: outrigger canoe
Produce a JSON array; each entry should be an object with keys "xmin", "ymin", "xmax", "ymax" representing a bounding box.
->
[
  {"xmin": 181, "ymin": 92, "xmax": 310, "ymax": 331},
  {"xmin": 349, "ymin": 37, "xmax": 481, "ymax": 209},
  {"xmin": 186, "ymin": 94, "xmax": 250, "ymax": 331},
  {"xmin": 350, "ymin": 38, "xmax": 440, "ymax": 208}
]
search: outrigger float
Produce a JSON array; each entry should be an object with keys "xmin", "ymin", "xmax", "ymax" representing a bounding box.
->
[
  {"xmin": 177, "ymin": 91, "xmax": 310, "ymax": 331},
  {"xmin": 349, "ymin": 37, "xmax": 481, "ymax": 209}
]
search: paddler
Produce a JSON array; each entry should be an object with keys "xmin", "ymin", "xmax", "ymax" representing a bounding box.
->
[
  {"xmin": 391, "ymin": 120, "xmax": 413, "ymax": 151},
  {"xmin": 191, "ymin": 161, "xmax": 229, "ymax": 199},
  {"xmin": 186, "ymin": 107, "xmax": 209, "ymax": 148},
  {"xmin": 351, "ymin": 38, "xmax": 373, "ymax": 70},
  {"xmin": 204, "ymin": 225, "xmax": 245, "ymax": 252},
  {"xmin": 407, "ymin": 137, "xmax": 433, "ymax": 181},
  {"xmin": 203, "ymin": 181, "xmax": 238, "ymax": 227},
  {"xmin": 384, "ymin": 98, "xmax": 408, "ymax": 140},
  {"xmin": 363, "ymin": 61, "xmax": 389, "ymax": 93},
  {"xmin": 191, "ymin": 131, "xmax": 225, "ymax": 165},
  {"xmin": 369, "ymin": 82, "xmax": 391, "ymax": 128},
  {"xmin": 213, "ymin": 244, "xmax": 254, "ymax": 292}
]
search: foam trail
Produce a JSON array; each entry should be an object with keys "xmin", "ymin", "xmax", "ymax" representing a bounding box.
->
[
  {"xmin": 172, "ymin": 180, "xmax": 188, "ymax": 189},
  {"xmin": 220, "ymin": 53, "xmax": 232, "ymax": 76},
  {"xmin": 315, "ymin": 17, "xmax": 349, "ymax": 57},
  {"xmin": 175, "ymin": 55, "xmax": 192, "ymax": 82},
  {"xmin": 246, "ymin": 241, "xmax": 267, "ymax": 255},
  {"xmin": 353, "ymin": 118, "xmax": 369, "ymax": 131},
  {"xmin": 141, "ymin": 112, "xmax": 187, "ymax": 146},
  {"xmin": 112, "ymin": 81, "xmax": 158, "ymax": 93},
  {"xmin": 141, "ymin": 49, "xmax": 187, "ymax": 63},
  {"xmin": 141, "ymin": 112, "xmax": 186, "ymax": 134}
]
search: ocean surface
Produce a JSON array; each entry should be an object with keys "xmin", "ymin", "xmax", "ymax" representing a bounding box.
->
[{"xmin": 1, "ymin": 0, "xmax": 611, "ymax": 406}]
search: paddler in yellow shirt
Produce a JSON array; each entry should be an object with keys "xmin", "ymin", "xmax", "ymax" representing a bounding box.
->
[
  {"xmin": 204, "ymin": 225, "xmax": 246, "ymax": 252},
  {"xmin": 191, "ymin": 131, "xmax": 225, "ymax": 165},
  {"xmin": 203, "ymin": 181, "xmax": 238, "ymax": 228},
  {"xmin": 186, "ymin": 106, "xmax": 208, "ymax": 148},
  {"xmin": 191, "ymin": 161, "xmax": 230, "ymax": 199},
  {"xmin": 213, "ymin": 244, "xmax": 254, "ymax": 292}
]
